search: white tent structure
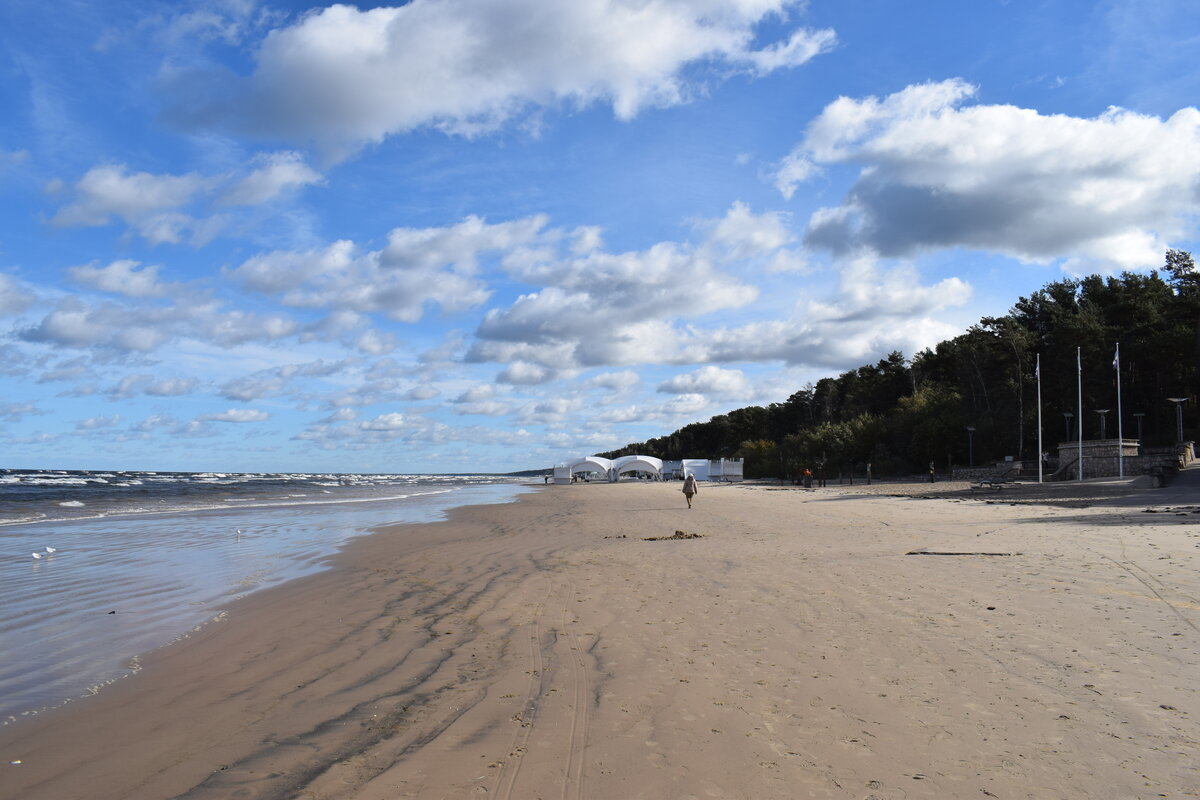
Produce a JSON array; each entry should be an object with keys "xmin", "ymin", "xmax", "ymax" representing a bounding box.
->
[
  {"xmin": 558, "ymin": 456, "xmax": 613, "ymax": 483},
  {"xmin": 612, "ymin": 455, "xmax": 664, "ymax": 480},
  {"xmin": 552, "ymin": 454, "xmax": 740, "ymax": 484}
]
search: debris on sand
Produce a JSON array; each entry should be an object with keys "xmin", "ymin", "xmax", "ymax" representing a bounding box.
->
[
  {"xmin": 905, "ymin": 549, "xmax": 1019, "ymax": 556},
  {"xmin": 644, "ymin": 530, "xmax": 703, "ymax": 541}
]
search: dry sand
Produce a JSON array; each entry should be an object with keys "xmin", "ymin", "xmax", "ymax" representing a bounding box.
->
[{"xmin": 2, "ymin": 480, "xmax": 1199, "ymax": 799}]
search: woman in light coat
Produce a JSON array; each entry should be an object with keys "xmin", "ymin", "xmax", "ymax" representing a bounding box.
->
[{"xmin": 681, "ymin": 473, "xmax": 698, "ymax": 508}]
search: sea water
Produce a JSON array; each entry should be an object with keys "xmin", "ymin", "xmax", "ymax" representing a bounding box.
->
[{"xmin": 0, "ymin": 472, "xmax": 533, "ymax": 723}]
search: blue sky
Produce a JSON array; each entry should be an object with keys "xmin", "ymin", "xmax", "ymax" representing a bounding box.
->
[{"xmin": 1, "ymin": 0, "xmax": 1198, "ymax": 473}]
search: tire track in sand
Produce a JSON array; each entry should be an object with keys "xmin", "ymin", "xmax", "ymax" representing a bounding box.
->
[
  {"xmin": 493, "ymin": 575, "xmax": 553, "ymax": 800},
  {"xmin": 560, "ymin": 576, "xmax": 590, "ymax": 800}
]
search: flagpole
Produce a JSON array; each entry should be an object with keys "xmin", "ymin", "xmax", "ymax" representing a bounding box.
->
[
  {"xmin": 1036, "ymin": 353, "xmax": 1043, "ymax": 483},
  {"xmin": 1077, "ymin": 347, "xmax": 1084, "ymax": 481},
  {"xmin": 1115, "ymin": 342, "xmax": 1124, "ymax": 478}
]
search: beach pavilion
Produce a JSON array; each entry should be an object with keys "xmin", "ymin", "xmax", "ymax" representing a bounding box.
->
[
  {"xmin": 553, "ymin": 454, "xmax": 664, "ymax": 483},
  {"xmin": 561, "ymin": 456, "xmax": 613, "ymax": 482},
  {"xmin": 612, "ymin": 455, "xmax": 664, "ymax": 480}
]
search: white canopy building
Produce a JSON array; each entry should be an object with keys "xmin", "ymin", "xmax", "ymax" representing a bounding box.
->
[
  {"xmin": 612, "ymin": 455, "xmax": 664, "ymax": 480},
  {"xmin": 553, "ymin": 455, "xmax": 740, "ymax": 484}
]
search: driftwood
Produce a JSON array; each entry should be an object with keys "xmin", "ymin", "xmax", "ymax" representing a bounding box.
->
[{"xmin": 905, "ymin": 549, "xmax": 1019, "ymax": 556}]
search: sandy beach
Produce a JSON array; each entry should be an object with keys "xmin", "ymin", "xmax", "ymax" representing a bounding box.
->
[{"xmin": 2, "ymin": 479, "xmax": 1198, "ymax": 799}]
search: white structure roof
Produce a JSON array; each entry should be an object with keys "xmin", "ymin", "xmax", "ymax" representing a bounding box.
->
[
  {"xmin": 613, "ymin": 455, "xmax": 664, "ymax": 475},
  {"xmin": 566, "ymin": 456, "xmax": 613, "ymax": 474}
]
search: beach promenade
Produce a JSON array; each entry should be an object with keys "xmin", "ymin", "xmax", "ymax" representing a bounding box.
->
[{"xmin": 2, "ymin": 479, "xmax": 1198, "ymax": 799}]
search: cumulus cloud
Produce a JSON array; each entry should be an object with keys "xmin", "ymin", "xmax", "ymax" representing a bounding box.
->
[
  {"xmin": 77, "ymin": 414, "xmax": 121, "ymax": 430},
  {"xmin": 219, "ymin": 151, "xmax": 323, "ymax": 205},
  {"xmin": 451, "ymin": 383, "xmax": 511, "ymax": 416},
  {"xmin": 594, "ymin": 392, "xmax": 711, "ymax": 425},
  {"xmin": 200, "ymin": 408, "xmax": 269, "ymax": 422},
  {"xmin": 0, "ymin": 274, "xmax": 34, "ymax": 316},
  {"xmin": 497, "ymin": 360, "xmax": 554, "ymax": 385},
  {"xmin": 588, "ymin": 369, "xmax": 640, "ymax": 391},
  {"xmin": 657, "ymin": 365, "xmax": 750, "ymax": 398},
  {"xmin": 470, "ymin": 224, "xmax": 760, "ymax": 372},
  {"xmin": 145, "ymin": 377, "xmax": 199, "ymax": 396},
  {"xmin": 229, "ymin": 215, "xmax": 546, "ymax": 322},
  {"xmin": 17, "ymin": 291, "xmax": 304, "ymax": 355},
  {"xmin": 49, "ymin": 153, "xmax": 322, "ymax": 244},
  {"xmin": 49, "ymin": 164, "xmax": 212, "ymax": 245},
  {"xmin": 131, "ymin": 414, "xmax": 181, "ymax": 433},
  {"xmin": 69, "ymin": 259, "xmax": 169, "ymax": 298},
  {"xmin": 165, "ymin": 0, "xmax": 834, "ymax": 154},
  {"xmin": 776, "ymin": 79, "xmax": 1200, "ymax": 268},
  {"xmin": 691, "ymin": 258, "xmax": 971, "ymax": 369},
  {"xmin": 355, "ymin": 329, "xmax": 397, "ymax": 356},
  {"xmin": 360, "ymin": 412, "xmax": 407, "ymax": 430},
  {"xmin": 705, "ymin": 201, "xmax": 794, "ymax": 260},
  {"xmin": 219, "ymin": 359, "xmax": 355, "ymax": 401},
  {"xmin": 0, "ymin": 402, "xmax": 41, "ymax": 421},
  {"xmin": 19, "ymin": 300, "xmax": 170, "ymax": 352}
]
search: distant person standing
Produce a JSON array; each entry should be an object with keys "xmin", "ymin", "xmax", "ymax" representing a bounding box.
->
[{"xmin": 681, "ymin": 473, "xmax": 699, "ymax": 508}]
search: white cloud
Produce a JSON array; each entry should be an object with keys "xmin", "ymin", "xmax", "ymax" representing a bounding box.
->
[
  {"xmin": 49, "ymin": 164, "xmax": 211, "ymax": 245},
  {"xmin": 200, "ymin": 408, "xmax": 270, "ymax": 422},
  {"xmin": 0, "ymin": 402, "xmax": 41, "ymax": 421},
  {"xmin": 693, "ymin": 258, "xmax": 971, "ymax": 369},
  {"xmin": 0, "ymin": 274, "xmax": 34, "ymax": 316},
  {"xmin": 657, "ymin": 365, "xmax": 750, "ymax": 398},
  {"xmin": 471, "ymin": 225, "xmax": 760, "ymax": 370},
  {"xmin": 588, "ymin": 369, "xmax": 640, "ymax": 391},
  {"xmin": 19, "ymin": 300, "xmax": 169, "ymax": 352},
  {"xmin": 451, "ymin": 383, "xmax": 511, "ymax": 416},
  {"xmin": 68, "ymin": 259, "xmax": 168, "ymax": 298},
  {"xmin": 497, "ymin": 360, "xmax": 554, "ymax": 385},
  {"xmin": 219, "ymin": 358, "xmax": 355, "ymax": 401},
  {"xmin": 77, "ymin": 414, "xmax": 121, "ymax": 430},
  {"xmin": 166, "ymin": 0, "xmax": 834, "ymax": 153},
  {"xmin": 705, "ymin": 200, "xmax": 793, "ymax": 259},
  {"xmin": 777, "ymin": 79, "xmax": 1200, "ymax": 268},
  {"xmin": 360, "ymin": 412, "xmax": 407, "ymax": 430},
  {"xmin": 131, "ymin": 414, "xmax": 180, "ymax": 433},
  {"xmin": 354, "ymin": 329, "xmax": 397, "ymax": 356},
  {"xmin": 743, "ymin": 26, "xmax": 836, "ymax": 74},
  {"xmin": 229, "ymin": 215, "xmax": 546, "ymax": 322},
  {"xmin": 219, "ymin": 151, "xmax": 323, "ymax": 205},
  {"xmin": 145, "ymin": 377, "xmax": 199, "ymax": 396},
  {"xmin": 49, "ymin": 152, "xmax": 323, "ymax": 244},
  {"xmin": 17, "ymin": 288, "xmax": 309, "ymax": 356}
]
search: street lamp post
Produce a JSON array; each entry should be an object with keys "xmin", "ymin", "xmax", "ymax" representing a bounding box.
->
[
  {"xmin": 1095, "ymin": 409, "xmax": 1110, "ymax": 440},
  {"xmin": 966, "ymin": 426, "xmax": 976, "ymax": 467},
  {"xmin": 1168, "ymin": 397, "xmax": 1188, "ymax": 443},
  {"xmin": 1062, "ymin": 411, "xmax": 1074, "ymax": 441}
]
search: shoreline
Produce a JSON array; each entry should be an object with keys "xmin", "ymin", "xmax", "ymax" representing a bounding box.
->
[
  {"xmin": 2, "ymin": 481, "xmax": 1198, "ymax": 798},
  {"xmin": 0, "ymin": 482, "xmax": 534, "ymax": 726}
]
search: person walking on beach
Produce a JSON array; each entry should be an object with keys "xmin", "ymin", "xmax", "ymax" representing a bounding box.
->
[{"xmin": 681, "ymin": 473, "xmax": 699, "ymax": 508}]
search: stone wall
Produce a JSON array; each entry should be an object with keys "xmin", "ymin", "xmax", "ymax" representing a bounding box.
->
[{"xmin": 1054, "ymin": 440, "xmax": 1193, "ymax": 479}]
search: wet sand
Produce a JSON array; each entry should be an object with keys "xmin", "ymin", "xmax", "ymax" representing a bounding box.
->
[{"xmin": 2, "ymin": 480, "xmax": 1199, "ymax": 799}]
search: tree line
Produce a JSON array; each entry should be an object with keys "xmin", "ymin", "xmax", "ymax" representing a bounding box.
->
[{"xmin": 597, "ymin": 251, "xmax": 1199, "ymax": 479}]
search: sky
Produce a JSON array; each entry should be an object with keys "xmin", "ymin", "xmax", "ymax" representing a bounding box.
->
[{"xmin": 1, "ymin": 0, "xmax": 1199, "ymax": 474}]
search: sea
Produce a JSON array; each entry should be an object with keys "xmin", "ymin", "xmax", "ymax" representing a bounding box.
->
[{"xmin": 0, "ymin": 468, "xmax": 536, "ymax": 724}]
